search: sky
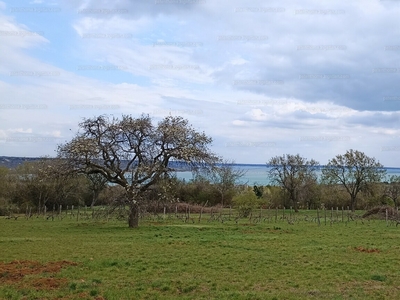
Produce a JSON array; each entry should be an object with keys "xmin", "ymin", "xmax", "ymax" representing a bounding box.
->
[{"xmin": 0, "ymin": 0, "xmax": 400, "ymax": 166}]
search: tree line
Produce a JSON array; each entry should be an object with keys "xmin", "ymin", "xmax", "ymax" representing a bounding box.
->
[{"xmin": 1, "ymin": 114, "xmax": 399, "ymax": 228}]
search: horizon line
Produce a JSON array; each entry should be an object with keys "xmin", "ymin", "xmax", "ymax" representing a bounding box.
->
[{"xmin": 1, "ymin": 156, "xmax": 399, "ymax": 169}]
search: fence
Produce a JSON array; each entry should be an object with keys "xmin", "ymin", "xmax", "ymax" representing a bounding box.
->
[{"xmin": 3, "ymin": 204, "xmax": 400, "ymax": 227}]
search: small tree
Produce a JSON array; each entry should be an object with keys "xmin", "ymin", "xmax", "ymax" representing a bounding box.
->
[
  {"xmin": 11, "ymin": 160, "xmax": 55, "ymax": 210},
  {"xmin": 205, "ymin": 160, "xmax": 245, "ymax": 207},
  {"xmin": 0, "ymin": 167, "xmax": 11, "ymax": 216},
  {"xmin": 267, "ymin": 154, "xmax": 319, "ymax": 212},
  {"xmin": 383, "ymin": 175, "xmax": 400, "ymax": 207},
  {"xmin": 232, "ymin": 188, "xmax": 260, "ymax": 217},
  {"xmin": 321, "ymin": 149, "xmax": 386, "ymax": 211},
  {"xmin": 11, "ymin": 159, "xmax": 84, "ymax": 210},
  {"xmin": 57, "ymin": 114, "xmax": 217, "ymax": 228}
]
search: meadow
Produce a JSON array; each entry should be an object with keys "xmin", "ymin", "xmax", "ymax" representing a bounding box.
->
[{"xmin": 1, "ymin": 210, "xmax": 400, "ymax": 300}]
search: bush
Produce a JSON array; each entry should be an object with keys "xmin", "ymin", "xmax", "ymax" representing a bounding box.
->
[
  {"xmin": 232, "ymin": 188, "xmax": 261, "ymax": 217},
  {"xmin": 0, "ymin": 197, "xmax": 16, "ymax": 216}
]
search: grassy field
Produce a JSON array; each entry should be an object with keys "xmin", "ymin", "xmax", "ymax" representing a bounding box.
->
[{"xmin": 1, "ymin": 211, "xmax": 400, "ymax": 299}]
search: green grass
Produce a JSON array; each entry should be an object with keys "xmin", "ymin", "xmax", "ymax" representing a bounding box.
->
[{"xmin": 1, "ymin": 212, "xmax": 400, "ymax": 299}]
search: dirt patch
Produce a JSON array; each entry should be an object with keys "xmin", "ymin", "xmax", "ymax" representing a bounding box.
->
[
  {"xmin": 0, "ymin": 260, "xmax": 77, "ymax": 290},
  {"xmin": 354, "ymin": 246, "xmax": 380, "ymax": 253},
  {"xmin": 30, "ymin": 277, "xmax": 68, "ymax": 290}
]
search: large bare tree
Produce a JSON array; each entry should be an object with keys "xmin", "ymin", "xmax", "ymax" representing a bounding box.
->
[
  {"xmin": 57, "ymin": 114, "xmax": 217, "ymax": 228},
  {"xmin": 321, "ymin": 149, "xmax": 386, "ymax": 211},
  {"xmin": 267, "ymin": 154, "xmax": 319, "ymax": 212}
]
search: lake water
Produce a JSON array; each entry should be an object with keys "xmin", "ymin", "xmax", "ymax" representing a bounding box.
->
[{"xmin": 175, "ymin": 165, "xmax": 400, "ymax": 186}]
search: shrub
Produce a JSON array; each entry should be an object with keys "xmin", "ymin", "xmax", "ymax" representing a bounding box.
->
[{"xmin": 232, "ymin": 188, "xmax": 261, "ymax": 217}]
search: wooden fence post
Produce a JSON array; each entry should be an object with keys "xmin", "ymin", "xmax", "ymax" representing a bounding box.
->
[
  {"xmin": 386, "ymin": 209, "xmax": 389, "ymax": 227},
  {"xmin": 336, "ymin": 207, "xmax": 339, "ymax": 222},
  {"xmin": 341, "ymin": 207, "xmax": 344, "ymax": 223}
]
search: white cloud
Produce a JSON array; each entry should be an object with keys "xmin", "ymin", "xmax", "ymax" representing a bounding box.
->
[
  {"xmin": 8, "ymin": 128, "xmax": 33, "ymax": 134},
  {"xmin": 0, "ymin": 0, "xmax": 400, "ymax": 166},
  {"xmin": 245, "ymin": 109, "xmax": 269, "ymax": 121}
]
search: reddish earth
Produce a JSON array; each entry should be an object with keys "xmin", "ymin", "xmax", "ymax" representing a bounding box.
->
[
  {"xmin": 0, "ymin": 260, "xmax": 77, "ymax": 290},
  {"xmin": 354, "ymin": 246, "xmax": 380, "ymax": 253}
]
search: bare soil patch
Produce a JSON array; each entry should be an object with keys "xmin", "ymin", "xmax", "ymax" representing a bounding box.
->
[
  {"xmin": 354, "ymin": 246, "xmax": 380, "ymax": 253},
  {"xmin": 0, "ymin": 260, "xmax": 77, "ymax": 290}
]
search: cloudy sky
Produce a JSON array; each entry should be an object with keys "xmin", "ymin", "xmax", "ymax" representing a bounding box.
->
[{"xmin": 1, "ymin": 0, "xmax": 400, "ymax": 166}]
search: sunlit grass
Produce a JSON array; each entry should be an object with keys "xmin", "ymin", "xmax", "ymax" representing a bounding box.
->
[{"xmin": 1, "ymin": 211, "xmax": 399, "ymax": 299}]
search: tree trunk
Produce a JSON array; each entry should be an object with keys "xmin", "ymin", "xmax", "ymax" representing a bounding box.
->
[
  {"xmin": 91, "ymin": 191, "xmax": 96, "ymax": 210},
  {"xmin": 128, "ymin": 203, "xmax": 139, "ymax": 228},
  {"xmin": 293, "ymin": 199, "xmax": 299, "ymax": 213},
  {"xmin": 290, "ymin": 190, "xmax": 298, "ymax": 212},
  {"xmin": 350, "ymin": 195, "xmax": 356, "ymax": 212}
]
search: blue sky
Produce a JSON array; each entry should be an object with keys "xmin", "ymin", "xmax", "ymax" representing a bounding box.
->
[{"xmin": 1, "ymin": 0, "xmax": 400, "ymax": 166}]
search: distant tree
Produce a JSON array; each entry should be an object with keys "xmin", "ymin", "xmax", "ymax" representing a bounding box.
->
[
  {"xmin": 321, "ymin": 149, "xmax": 386, "ymax": 212},
  {"xmin": 11, "ymin": 159, "xmax": 84, "ymax": 210},
  {"xmin": 57, "ymin": 114, "xmax": 217, "ymax": 228},
  {"xmin": 0, "ymin": 166, "xmax": 9, "ymax": 199},
  {"xmin": 86, "ymin": 173, "xmax": 108, "ymax": 208},
  {"xmin": 297, "ymin": 177, "xmax": 320, "ymax": 209},
  {"xmin": 177, "ymin": 177, "xmax": 220, "ymax": 205},
  {"xmin": 0, "ymin": 166, "xmax": 11, "ymax": 215},
  {"xmin": 39, "ymin": 159, "xmax": 85, "ymax": 208},
  {"xmin": 205, "ymin": 160, "xmax": 245, "ymax": 206},
  {"xmin": 11, "ymin": 160, "xmax": 53, "ymax": 209},
  {"xmin": 268, "ymin": 154, "xmax": 319, "ymax": 212},
  {"xmin": 383, "ymin": 175, "xmax": 400, "ymax": 207}
]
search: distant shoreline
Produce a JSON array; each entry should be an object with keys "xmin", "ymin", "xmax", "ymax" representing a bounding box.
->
[{"xmin": 1, "ymin": 156, "xmax": 399, "ymax": 170}]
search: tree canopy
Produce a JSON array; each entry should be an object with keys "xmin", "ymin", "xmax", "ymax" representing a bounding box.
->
[
  {"xmin": 267, "ymin": 154, "xmax": 319, "ymax": 212},
  {"xmin": 321, "ymin": 149, "xmax": 386, "ymax": 211},
  {"xmin": 57, "ymin": 114, "xmax": 217, "ymax": 227}
]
